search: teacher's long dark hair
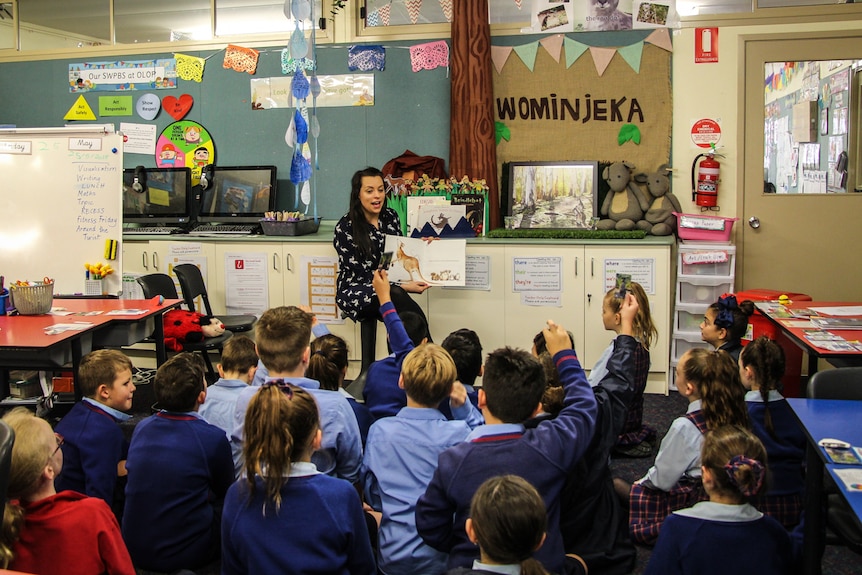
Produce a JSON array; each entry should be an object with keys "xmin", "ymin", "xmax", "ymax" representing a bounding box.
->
[{"xmin": 348, "ymin": 166, "xmax": 385, "ymax": 259}]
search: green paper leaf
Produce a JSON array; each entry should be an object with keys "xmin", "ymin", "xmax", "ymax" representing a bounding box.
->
[
  {"xmin": 495, "ymin": 122, "xmax": 511, "ymax": 145},
  {"xmin": 618, "ymin": 124, "xmax": 641, "ymax": 146}
]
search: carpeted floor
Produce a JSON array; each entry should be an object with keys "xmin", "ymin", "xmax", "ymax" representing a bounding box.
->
[{"xmin": 611, "ymin": 392, "xmax": 862, "ymax": 575}]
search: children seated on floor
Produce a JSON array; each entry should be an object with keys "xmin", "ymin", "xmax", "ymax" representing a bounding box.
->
[
  {"xmin": 122, "ymin": 352, "xmax": 234, "ymax": 573},
  {"xmin": 644, "ymin": 425, "xmax": 796, "ymax": 575},
  {"xmin": 230, "ymin": 305, "xmax": 362, "ymax": 483},
  {"xmin": 221, "ymin": 382, "xmax": 376, "ymax": 575},
  {"xmin": 438, "ymin": 328, "xmax": 482, "ymax": 419},
  {"xmin": 54, "ymin": 349, "xmax": 136, "ymax": 516},
  {"xmin": 0, "ymin": 408, "xmax": 135, "ymax": 575},
  {"xmin": 416, "ymin": 295, "xmax": 639, "ymax": 575},
  {"xmin": 700, "ymin": 293, "xmax": 755, "ymax": 362},
  {"xmin": 199, "ymin": 334, "xmax": 257, "ymax": 438},
  {"xmin": 362, "ymin": 343, "xmax": 483, "ymax": 575}
]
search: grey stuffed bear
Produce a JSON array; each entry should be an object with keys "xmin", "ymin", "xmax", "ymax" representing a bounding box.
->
[
  {"xmin": 635, "ymin": 163, "xmax": 682, "ymax": 236},
  {"xmin": 597, "ymin": 161, "xmax": 651, "ymax": 231}
]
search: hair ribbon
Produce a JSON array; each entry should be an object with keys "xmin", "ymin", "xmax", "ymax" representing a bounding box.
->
[{"xmin": 724, "ymin": 455, "xmax": 765, "ymax": 497}]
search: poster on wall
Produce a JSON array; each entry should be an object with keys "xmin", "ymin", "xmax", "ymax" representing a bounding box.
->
[
  {"xmin": 69, "ymin": 59, "xmax": 177, "ymax": 93},
  {"xmin": 155, "ymin": 120, "xmax": 215, "ymax": 185},
  {"xmin": 251, "ymin": 75, "xmax": 375, "ymax": 109}
]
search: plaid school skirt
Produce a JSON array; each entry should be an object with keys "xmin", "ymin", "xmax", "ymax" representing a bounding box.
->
[
  {"xmin": 755, "ymin": 493, "xmax": 803, "ymax": 529},
  {"xmin": 628, "ymin": 479, "xmax": 706, "ymax": 546}
]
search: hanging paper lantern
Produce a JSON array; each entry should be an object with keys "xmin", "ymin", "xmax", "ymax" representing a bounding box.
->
[
  {"xmin": 291, "ymin": 0, "xmax": 311, "ymax": 21},
  {"xmin": 290, "ymin": 25, "xmax": 308, "ymax": 59},
  {"xmin": 291, "ymin": 69, "xmax": 310, "ymax": 99},
  {"xmin": 290, "ymin": 152, "xmax": 312, "ymax": 183}
]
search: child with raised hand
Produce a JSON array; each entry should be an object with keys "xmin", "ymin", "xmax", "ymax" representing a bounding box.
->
[
  {"xmin": 739, "ymin": 336, "xmax": 806, "ymax": 529},
  {"xmin": 55, "ymin": 349, "xmax": 136, "ymax": 514},
  {"xmin": 591, "ymin": 282, "xmax": 658, "ymax": 458},
  {"xmin": 363, "ymin": 343, "xmax": 483, "ymax": 575},
  {"xmin": 446, "ymin": 474, "xmax": 562, "ymax": 575},
  {"xmin": 623, "ymin": 348, "xmax": 750, "ymax": 545},
  {"xmin": 0, "ymin": 408, "xmax": 135, "ymax": 575},
  {"xmin": 700, "ymin": 293, "xmax": 755, "ymax": 362},
  {"xmin": 199, "ymin": 334, "xmax": 258, "ymax": 438},
  {"xmin": 221, "ymin": 383, "xmax": 376, "ymax": 575},
  {"xmin": 307, "ymin": 333, "xmax": 373, "ymax": 445},
  {"xmin": 644, "ymin": 425, "xmax": 796, "ymax": 575},
  {"xmin": 439, "ymin": 328, "xmax": 483, "ymax": 419}
]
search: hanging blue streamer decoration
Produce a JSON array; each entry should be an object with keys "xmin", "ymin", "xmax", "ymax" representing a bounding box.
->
[
  {"xmin": 294, "ymin": 109, "xmax": 308, "ymax": 145},
  {"xmin": 291, "ymin": 0, "xmax": 311, "ymax": 21},
  {"xmin": 291, "ymin": 69, "xmax": 310, "ymax": 100},
  {"xmin": 309, "ymin": 74, "xmax": 321, "ymax": 99},
  {"xmin": 347, "ymin": 45, "xmax": 386, "ymax": 72},
  {"xmin": 290, "ymin": 24, "xmax": 308, "ymax": 59},
  {"xmin": 290, "ymin": 151, "xmax": 312, "ymax": 184}
]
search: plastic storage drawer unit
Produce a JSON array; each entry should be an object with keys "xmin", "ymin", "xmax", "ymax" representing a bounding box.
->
[
  {"xmin": 676, "ymin": 275, "xmax": 734, "ymax": 306},
  {"xmin": 678, "ymin": 243, "xmax": 737, "ymax": 276}
]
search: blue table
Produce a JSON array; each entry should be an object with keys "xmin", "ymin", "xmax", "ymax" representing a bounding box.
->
[{"xmin": 787, "ymin": 398, "xmax": 862, "ymax": 575}]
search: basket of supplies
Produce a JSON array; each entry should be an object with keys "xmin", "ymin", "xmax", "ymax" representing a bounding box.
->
[
  {"xmin": 10, "ymin": 281, "xmax": 54, "ymax": 315},
  {"xmin": 673, "ymin": 212, "xmax": 738, "ymax": 243}
]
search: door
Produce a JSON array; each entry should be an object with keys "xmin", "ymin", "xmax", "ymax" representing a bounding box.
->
[{"xmin": 741, "ymin": 32, "xmax": 862, "ymax": 301}]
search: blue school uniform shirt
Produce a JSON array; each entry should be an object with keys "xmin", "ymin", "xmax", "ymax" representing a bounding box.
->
[
  {"xmin": 55, "ymin": 398, "xmax": 131, "ymax": 505},
  {"xmin": 363, "ymin": 302, "xmax": 415, "ymax": 420},
  {"xmin": 745, "ymin": 389, "xmax": 806, "ymax": 496},
  {"xmin": 231, "ymin": 376, "xmax": 362, "ymax": 483},
  {"xmin": 645, "ymin": 501, "xmax": 796, "ymax": 575},
  {"xmin": 416, "ymin": 347, "xmax": 600, "ymax": 574},
  {"xmin": 362, "ymin": 402, "xmax": 483, "ymax": 575},
  {"xmin": 640, "ymin": 399, "xmax": 704, "ymax": 490},
  {"xmin": 198, "ymin": 377, "xmax": 247, "ymax": 438},
  {"xmin": 122, "ymin": 410, "xmax": 234, "ymax": 573}
]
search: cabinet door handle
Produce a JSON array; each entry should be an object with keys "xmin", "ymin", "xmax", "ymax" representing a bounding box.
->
[
  {"xmin": 152, "ymin": 252, "xmax": 159, "ymax": 270},
  {"xmin": 142, "ymin": 251, "xmax": 149, "ymax": 270},
  {"xmin": 591, "ymin": 257, "xmax": 595, "ymax": 277},
  {"xmin": 286, "ymin": 253, "xmax": 293, "ymax": 272},
  {"xmin": 587, "ymin": 293, "xmax": 592, "ymax": 304},
  {"xmin": 574, "ymin": 256, "xmax": 578, "ymax": 277},
  {"xmin": 273, "ymin": 252, "xmax": 279, "ymax": 272}
]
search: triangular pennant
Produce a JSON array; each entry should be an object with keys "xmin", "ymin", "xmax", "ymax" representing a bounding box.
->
[
  {"xmin": 439, "ymin": 0, "xmax": 453, "ymax": 22},
  {"xmin": 644, "ymin": 28, "xmax": 673, "ymax": 52},
  {"xmin": 64, "ymin": 94, "xmax": 97, "ymax": 121},
  {"xmin": 405, "ymin": 0, "xmax": 423, "ymax": 24},
  {"xmin": 491, "ymin": 46, "xmax": 513, "ymax": 74},
  {"xmin": 514, "ymin": 0, "xmax": 522, "ymax": 7},
  {"xmin": 564, "ymin": 37, "xmax": 589, "ymax": 68},
  {"xmin": 379, "ymin": 4, "xmax": 391, "ymax": 25},
  {"xmin": 539, "ymin": 35, "xmax": 564, "ymax": 63},
  {"xmin": 366, "ymin": 9, "xmax": 380, "ymax": 26},
  {"xmin": 513, "ymin": 41, "xmax": 539, "ymax": 72},
  {"xmin": 589, "ymin": 46, "xmax": 616, "ymax": 76},
  {"xmin": 617, "ymin": 42, "xmax": 644, "ymax": 73}
]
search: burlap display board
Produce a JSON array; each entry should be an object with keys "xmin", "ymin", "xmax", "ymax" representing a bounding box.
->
[{"xmin": 493, "ymin": 44, "xmax": 671, "ymax": 174}]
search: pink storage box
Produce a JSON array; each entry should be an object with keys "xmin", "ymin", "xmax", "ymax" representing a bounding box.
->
[{"xmin": 673, "ymin": 212, "xmax": 738, "ymax": 243}]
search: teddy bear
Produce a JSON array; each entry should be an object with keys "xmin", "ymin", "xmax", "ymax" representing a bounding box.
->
[
  {"xmin": 597, "ymin": 161, "xmax": 651, "ymax": 231},
  {"xmin": 162, "ymin": 309, "xmax": 225, "ymax": 352},
  {"xmin": 634, "ymin": 163, "xmax": 682, "ymax": 236}
]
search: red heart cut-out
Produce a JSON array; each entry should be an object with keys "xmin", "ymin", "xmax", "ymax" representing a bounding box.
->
[{"xmin": 163, "ymin": 94, "xmax": 193, "ymax": 121}]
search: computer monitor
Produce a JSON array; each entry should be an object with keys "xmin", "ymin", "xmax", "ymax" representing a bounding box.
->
[
  {"xmin": 122, "ymin": 166, "xmax": 192, "ymax": 226},
  {"xmin": 198, "ymin": 165, "xmax": 277, "ymax": 224}
]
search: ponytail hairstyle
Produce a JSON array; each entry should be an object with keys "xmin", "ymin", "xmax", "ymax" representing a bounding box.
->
[
  {"xmin": 243, "ymin": 383, "xmax": 320, "ymax": 513},
  {"xmin": 739, "ymin": 336, "xmax": 786, "ymax": 440},
  {"xmin": 602, "ymin": 282, "xmax": 657, "ymax": 350},
  {"xmin": 307, "ymin": 334, "xmax": 349, "ymax": 392},
  {"xmin": 1, "ymin": 408, "xmax": 56, "ymax": 568},
  {"xmin": 681, "ymin": 348, "xmax": 750, "ymax": 431},
  {"xmin": 469, "ymin": 475, "xmax": 550, "ymax": 575},
  {"xmin": 708, "ymin": 294, "xmax": 755, "ymax": 343},
  {"xmin": 701, "ymin": 425, "xmax": 769, "ymax": 503},
  {"xmin": 348, "ymin": 166, "xmax": 385, "ymax": 259}
]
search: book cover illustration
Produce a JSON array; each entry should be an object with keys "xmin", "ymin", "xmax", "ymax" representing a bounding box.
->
[
  {"xmin": 451, "ymin": 193, "xmax": 486, "ymax": 236},
  {"xmin": 413, "ymin": 204, "xmax": 473, "ymax": 238},
  {"xmin": 383, "ymin": 235, "xmax": 466, "ymax": 287}
]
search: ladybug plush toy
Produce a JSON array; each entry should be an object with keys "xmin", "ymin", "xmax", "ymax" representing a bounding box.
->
[{"xmin": 162, "ymin": 309, "xmax": 225, "ymax": 352}]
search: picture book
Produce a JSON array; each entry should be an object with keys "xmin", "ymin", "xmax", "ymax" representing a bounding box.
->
[
  {"xmin": 415, "ymin": 204, "xmax": 469, "ymax": 237},
  {"xmin": 406, "ymin": 195, "xmax": 448, "ymax": 236},
  {"xmin": 451, "ymin": 193, "xmax": 486, "ymax": 236},
  {"xmin": 383, "ymin": 235, "xmax": 466, "ymax": 287}
]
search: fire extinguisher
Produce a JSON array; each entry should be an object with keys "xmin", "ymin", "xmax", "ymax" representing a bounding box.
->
[{"xmin": 691, "ymin": 146, "xmax": 722, "ymax": 209}]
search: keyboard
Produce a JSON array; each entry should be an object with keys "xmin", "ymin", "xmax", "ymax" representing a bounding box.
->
[
  {"xmin": 123, "ymin": 227, "xmax": 179, "ymax": 235},
  {"xmin": 188, "ymin": 224, "xmax": 259, "ymax": 236}
]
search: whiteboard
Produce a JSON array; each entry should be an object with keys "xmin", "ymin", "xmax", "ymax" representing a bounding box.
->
[{"xmin": 0, "ymin": 126, "xmax": 123, "ymax": 296}]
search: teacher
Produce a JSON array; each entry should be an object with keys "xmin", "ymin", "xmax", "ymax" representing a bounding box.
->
[{"xmin": 333, "ymin": 166, "xmax": 431, "ymax": 328}]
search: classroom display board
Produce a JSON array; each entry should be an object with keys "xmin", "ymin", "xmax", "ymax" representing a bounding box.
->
[{"xmin": 0, "ymin": 126, "xmax": 123, "ymax": 297}]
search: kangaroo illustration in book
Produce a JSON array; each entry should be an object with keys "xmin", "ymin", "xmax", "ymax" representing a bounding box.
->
[{"xmin": 396, "ymin": 242, "xmax": 430, "ymax": 283}]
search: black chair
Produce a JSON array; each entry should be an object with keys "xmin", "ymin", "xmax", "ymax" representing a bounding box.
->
[
  {"xmin": 0, "ymin": 421, "xmax": 14, "ymax": 526},
  {"xmin": 136, "ymin": 273, "xmax": 233, "ymax": 379},
  {"xmin": 172, "ymin": 263, "xmax": 257, "ymax": 334},
  {"xmin": 806, "ymin": 367, "xmax": 862, "ymax": 554}
]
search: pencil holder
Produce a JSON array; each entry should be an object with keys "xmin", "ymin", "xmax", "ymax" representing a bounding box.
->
[{"xmin": 85, "ymin": 279, "xmax": 104, "ymax": 296}]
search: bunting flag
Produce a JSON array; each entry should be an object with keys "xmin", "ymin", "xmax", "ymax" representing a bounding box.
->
[
  {"xmin": 348, "ymin": 45, "xmax": 386, "ymax": 71},
  {"xmin": 539, "ymin": 35, "xmax": 564, "ymax": 63},
  {"xmin": 366, "ymin": 8, "xmax": 380, "ymax": 26},
  {"xmin": 379, "ymin": 4, "xmax": 391, "ymax": 25},
  {"xmin": 617, "ymin": 42, "xmax": 644, "ymax": 73},
  {"xmin": 175, "ymin": 53, "xmax": 205, "ymax": 82},
  {"xmin": 513, "ymin": 42, "xmax": 539, "ymax": 72},
  {"xmin": 409, "ymin": 40, "xmax": 449, "ymax": 72},
  {"xmin": 514, "ymin": 0, "xmax": 523, "ymax": 8},
  {"xmin": 439, "ymin": 0, "xmax": 453, "ymax": 22},
  {"xmin": 589, "ymin": 46, "xmax": 616, "ymax": 76},
  {"xmin": 491, "ymin": 45, "xmax": 513, "ymax": 74},
  {"xmin": 223, "ymin": 44, "xmax": 259, "ymax": 74},
  {"xmin": 564, "ymin": 37, "xmax": 589, "ymax": 69},
  {"xmin": 405, "ymin": 0, "xmax": 423, "ymax": 24},
  {"xmin": 644, "ymin": 28, "xmax": 673, "ymax": 52}
]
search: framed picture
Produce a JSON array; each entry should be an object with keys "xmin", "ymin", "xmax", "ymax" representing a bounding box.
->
[{"xmin": 506, "ymin": 161, "xmax": 599, "ymax": 229}]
